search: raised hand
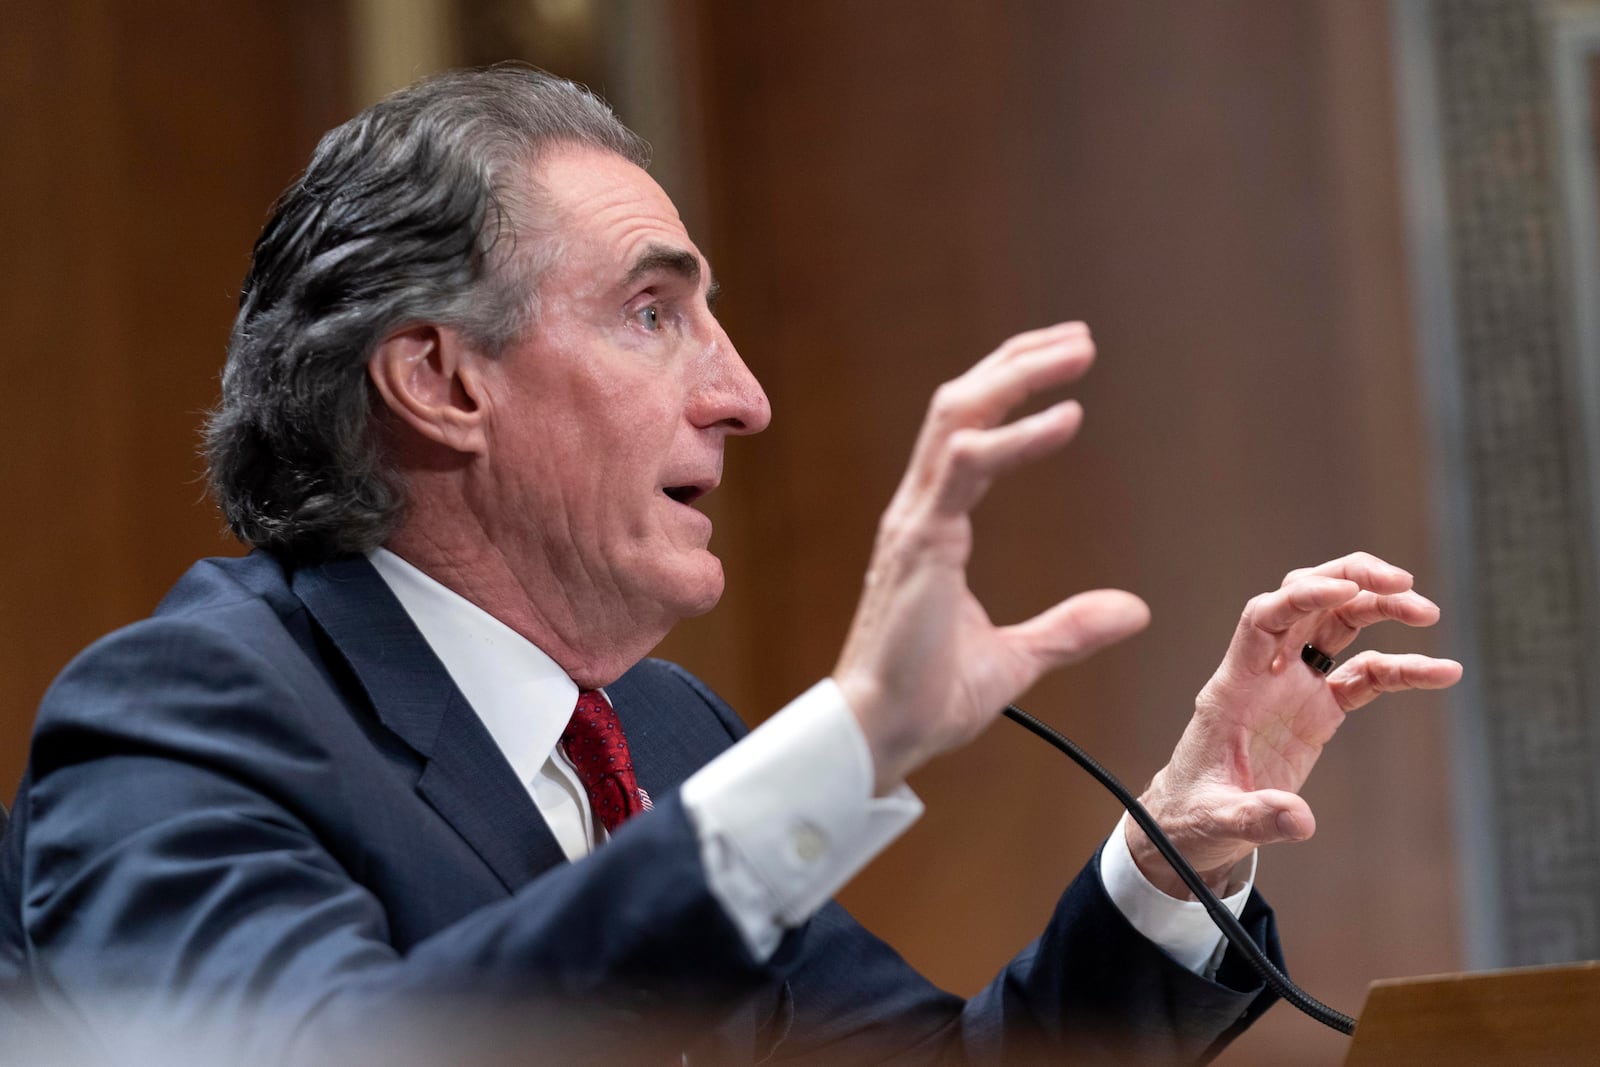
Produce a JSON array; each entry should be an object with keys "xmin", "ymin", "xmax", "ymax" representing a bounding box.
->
[
  {"xmin": 1128, "ymin": 552, "xmax": 1464, "ymax": 897},
  {"xmin": 833, "ymin": 323, "xmax": 1151, "ymax": 794}
]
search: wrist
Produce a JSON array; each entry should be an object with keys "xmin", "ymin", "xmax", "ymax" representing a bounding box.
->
[
  {"xmin": 1127, "ymin": 780, "xmax": 1252, "ymax": 899},
  {"xmin": 832, "ymin": 671, "xmax": 913, "ymax": 796}
]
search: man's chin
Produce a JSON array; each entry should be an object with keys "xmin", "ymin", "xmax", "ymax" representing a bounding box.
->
[
  {"xmin": 675, "ymin": 561, "xmax": 725, "ymax": 618},
  {"xmin": 630, "ymin": 549, "xmax": 726, "ymax": 623}
]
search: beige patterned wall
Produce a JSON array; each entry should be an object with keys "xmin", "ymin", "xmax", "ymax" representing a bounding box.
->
[{"xmin": 1401, "ymin": 0, "xmax": 1600, "ymax": 966}]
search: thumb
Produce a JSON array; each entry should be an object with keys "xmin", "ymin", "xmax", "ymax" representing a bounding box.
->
[
  {"xmin": 1007, "ymin": 589, "xmax": 1151, "ymax": 671},
  {"xmin": 1212, "ymin": 789, "xmax": 1317, "ymax": 849}
]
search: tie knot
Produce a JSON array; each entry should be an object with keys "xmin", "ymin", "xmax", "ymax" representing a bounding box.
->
[{"xmin": 572, "ymin": 688, "xmax": 614, "ymax": 726}]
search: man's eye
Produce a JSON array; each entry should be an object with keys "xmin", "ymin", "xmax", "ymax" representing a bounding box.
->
[{"xmin": 634, "ymin": 305, "xmax": 661, "ymax": 331}]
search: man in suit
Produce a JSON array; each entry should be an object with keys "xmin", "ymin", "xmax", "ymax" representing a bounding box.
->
[{"xmin": 2, "ymin": 68, "xmax": 1461, "ymax": 1063}]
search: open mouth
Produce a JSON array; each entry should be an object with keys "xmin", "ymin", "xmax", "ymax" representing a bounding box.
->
[{"xmin": 664, "ymin": 485, "xmax": 707, "ymax": 506}]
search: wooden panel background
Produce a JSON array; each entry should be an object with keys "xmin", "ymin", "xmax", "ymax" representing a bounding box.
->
[
  {"xmin": 0, "ymin": 0, "xmax": 347, "ymax": 790},
  {"xmin": 665, "ymin": 4, "xmax": 1461, "ymax": 1065},
  {"xmin": 0, "ymin": 3, "xmax": 1460, "ymax": 1065}
]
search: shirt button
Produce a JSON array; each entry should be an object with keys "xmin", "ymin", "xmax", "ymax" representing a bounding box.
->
[{"xmin": 790, "ymin": 821, "xmax": 827, "ymax": 863}]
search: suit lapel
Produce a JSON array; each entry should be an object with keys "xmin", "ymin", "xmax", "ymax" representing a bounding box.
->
[
  {"xmin": 292, "ymin": 556, "xmax": 568, "ymax": 890},
  {"xmin": 293, "ymin": 578, "xmax": 772, "ymax": 1063}
]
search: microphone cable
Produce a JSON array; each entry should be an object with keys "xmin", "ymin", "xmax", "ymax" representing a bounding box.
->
[{"xmin": 1003, "ymin": 703, "xmax": 1357, "ymax": 1036}]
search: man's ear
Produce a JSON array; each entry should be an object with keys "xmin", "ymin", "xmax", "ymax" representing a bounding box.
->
[{"xmin": 368, "ymin": 324, "xmax": 488, "ymax": 455}]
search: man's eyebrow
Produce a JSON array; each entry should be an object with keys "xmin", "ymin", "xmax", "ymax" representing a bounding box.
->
[{"xmin": 622, "ymin": 244, "xmax": 702, "ymax": 289}]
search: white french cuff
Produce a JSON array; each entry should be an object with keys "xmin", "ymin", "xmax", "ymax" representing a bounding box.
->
[
  {"xmin": 680, "ymin": 678, "xmax": 924, "ymax": 961},
  {"xmin": 1098, "ymin": 811, "xmax": 1257, "ymax": 976}
]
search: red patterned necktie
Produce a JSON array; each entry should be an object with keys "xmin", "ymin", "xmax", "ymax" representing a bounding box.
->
[{"xmin": 560, "ymin": 689, "xmax": 652, "ymax": 835}]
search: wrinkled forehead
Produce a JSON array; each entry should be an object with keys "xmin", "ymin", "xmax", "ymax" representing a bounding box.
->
[{"xmin": 520, "ymin": 144, "xmax": 709, "ymax": 289}]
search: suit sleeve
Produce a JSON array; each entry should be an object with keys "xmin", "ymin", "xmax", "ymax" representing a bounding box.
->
[
  {"xmin": 20, "ymin": 624, "xmax": 1281, "ymax": 1064},
  {"xmin": 752, "ymin": 861, "xmax": 1278, "ymax": 1066},
  {"xmin": 663, "ymin": 662, "xmax": 1282, "ymax": 1065},
  {"xmin": 16, "ymin": 619, "xmax": 774, "ymax": 1062}
]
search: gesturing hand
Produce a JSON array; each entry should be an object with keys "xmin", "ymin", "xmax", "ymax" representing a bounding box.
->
[
  {"xmin": 833, "ymin": 323, "xmax": 1150, "ymax": 794},
  {"xmin": 1128, "ymin": 552, "xmax": 1464, "ymax": 897}
]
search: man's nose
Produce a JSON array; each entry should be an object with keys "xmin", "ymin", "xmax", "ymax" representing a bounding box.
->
[{"xmin": 693, "ymin": 331, "xmax": 771, "ymax": 435}]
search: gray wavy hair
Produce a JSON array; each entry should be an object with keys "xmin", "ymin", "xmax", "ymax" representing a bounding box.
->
[{"xmin": 205, "ymin": 66, "xmax": 648, "ymax": 561}]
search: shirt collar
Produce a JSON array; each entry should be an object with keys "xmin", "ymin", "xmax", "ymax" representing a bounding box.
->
[{"xmin": 367, "ymin": 548, "xmax": 577, "ymax": 787}]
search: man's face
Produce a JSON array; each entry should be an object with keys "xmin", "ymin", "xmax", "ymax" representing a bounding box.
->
[{"xmin": 471, "ymin": 145, "xmax": 770, "ymax": 644}]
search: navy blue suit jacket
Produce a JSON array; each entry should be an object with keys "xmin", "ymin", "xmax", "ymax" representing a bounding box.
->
[{"xmin": 2, "ymin": 552, "xmax": 1280, "ymax": 1062}]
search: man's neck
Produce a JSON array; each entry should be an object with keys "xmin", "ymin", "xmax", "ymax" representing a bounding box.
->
[{"xmin": 380, "ymin": 525, "xmax": 665, "ymax": 688}]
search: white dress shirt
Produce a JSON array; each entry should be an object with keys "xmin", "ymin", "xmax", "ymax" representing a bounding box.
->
[{"xmin": 369, "ymin": 548, "xmax": 1250, "ymax": 974}]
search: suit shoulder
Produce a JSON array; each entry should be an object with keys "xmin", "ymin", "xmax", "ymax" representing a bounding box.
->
[
  {"xmin": 34, "ymin": 555, "xmax": 324, "ymax": 752},
  {"xmin": 613, "ymin": 659, "xmax": 751, "ymax": 743},
  {"xmin": 152, "ymin": 550, "xmax": 299, "ymax": 619}
]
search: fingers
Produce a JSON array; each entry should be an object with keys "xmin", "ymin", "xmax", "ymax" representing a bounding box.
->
[
  {"xmin": 905, "ymin": 323, "xmax": 1096, "ymax": 502},
  {"xmin": 1282, "ymin": 551, "xmax": 1414, "ymax": 595},
  {"xmin": 1230, "ymin": 577, "xmax": 1359, "ymax": 673},
  {"xmin": 1246, "ymin": 577, "xmax": 1362, "ymax": 635},
  {"xmin": 835, "ymin": 322, "xmax": 1117, "ymax": 790},
  {"xmin": 1006, "ymin": 588, "xmax": 1151, "ymax": 670},
  {"xmin": 1231, "ymin": 557, "xmax": 1444, "ymax": 674},
  {"xmin": 1327, "ymin": 650, "xmax": 1464, "ymax": 711},
  {"xmin": 1311, "ymin": 589, "xmax": 1441, "ymax": 652},
  {"xmin": 933, "ymin": 401, "xmax": 1083, "ymax": 515},
  {"xmin": 948, "ymin": 321, "xmax": 1097, "ymax": 423}
]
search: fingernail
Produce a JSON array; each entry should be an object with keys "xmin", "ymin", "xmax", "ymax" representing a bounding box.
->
[{"xmin": 1276, "ymin": 811, "xmax": 1298, "ymax": 837}]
